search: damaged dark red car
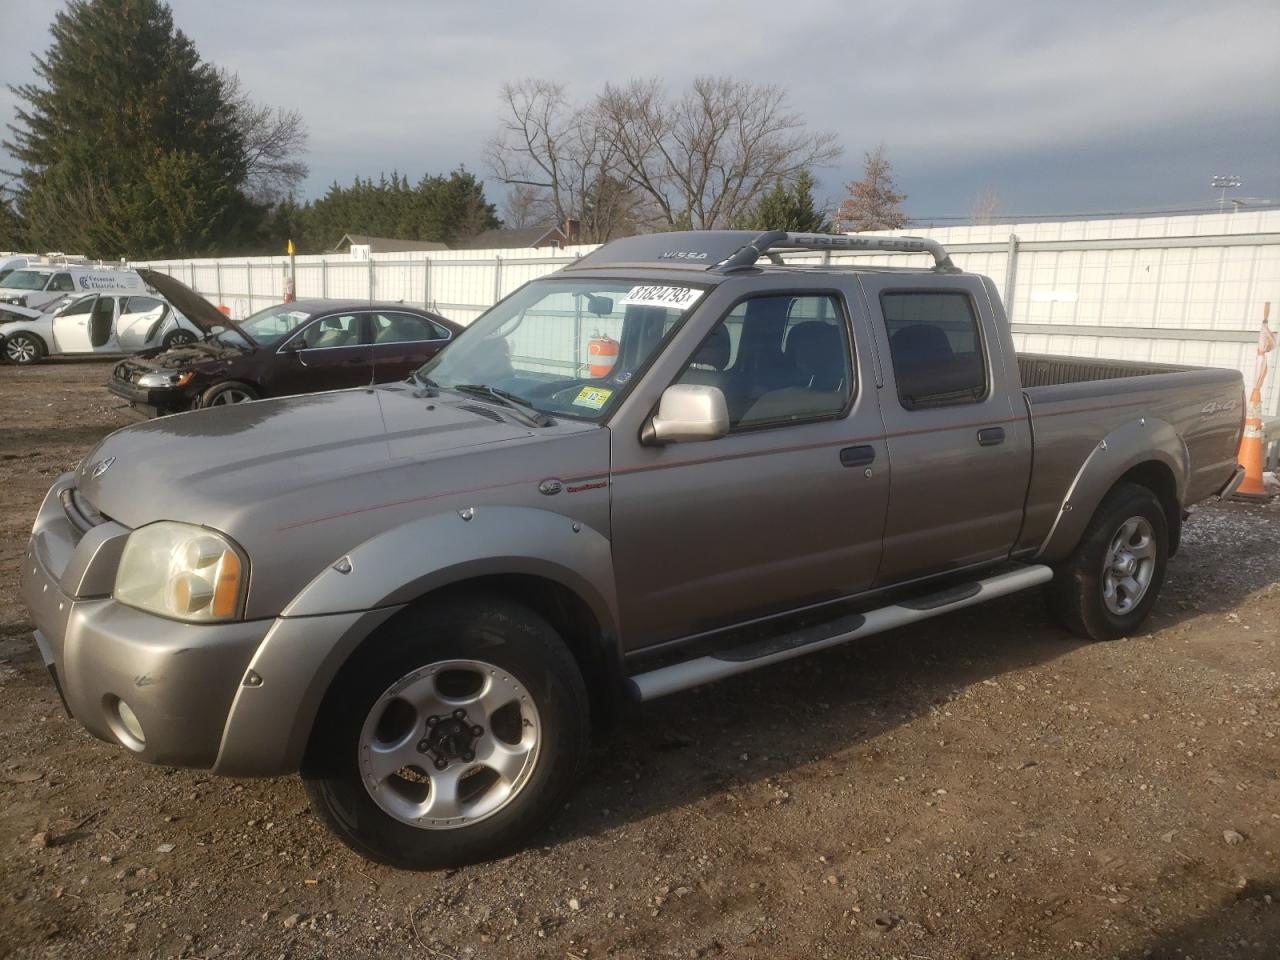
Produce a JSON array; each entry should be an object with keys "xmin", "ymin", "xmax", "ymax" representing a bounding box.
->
[{"xmin": 108, "ymin": 271, "xmax": 460, "ymax": 417}]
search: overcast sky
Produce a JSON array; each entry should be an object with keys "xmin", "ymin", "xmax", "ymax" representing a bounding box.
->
[{"xmin": 3, "ymin": 0, "xmax": 1278, "ymax": 222}]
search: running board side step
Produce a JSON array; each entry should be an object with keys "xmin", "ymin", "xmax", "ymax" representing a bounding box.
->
[{"xmin": 626, "ymin": 564, "xmax": 1054, "ymax": 702}]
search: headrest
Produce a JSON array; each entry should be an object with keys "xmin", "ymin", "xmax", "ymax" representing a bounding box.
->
[
  {"xmin": 891, "ymin": 323, "xmax": 952, "ymax": 360},
  {"xmin": 691, "ymin": 323, "xmax": 731, "ymax": 371},
  {"xmin": 785, "ymin": 322, "xmax": 841, "ymax": 370}
]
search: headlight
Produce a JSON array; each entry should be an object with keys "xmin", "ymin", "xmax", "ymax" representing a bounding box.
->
[
  {"xmin": 136, "ymin": 371, "xmax": 193, "ymax": 388},
  {"xmin": 114, "ymin": 521, "xmax": 247, "ymax": 622}
]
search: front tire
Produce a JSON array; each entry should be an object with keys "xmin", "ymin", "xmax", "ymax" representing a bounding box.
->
[
  {"xmin": 303, "ymin": 596, "xmax": 589, "ymax": 869},
  {"xmin": 199, "ymin": 380, "xmax": 258, "ymax": 406},
  {"xmin": 4, "ymin": 332, "xmax": 45, "ymax": 365},
  {"xmin": 1045, "ymin": 481, "xmax": 1169, "ymax": 641}
]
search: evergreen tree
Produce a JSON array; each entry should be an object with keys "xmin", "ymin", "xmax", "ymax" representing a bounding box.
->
[
  {"xmin": 0, "ymin": 186, "xmax": 26, "ymax": 250},
  {"xmin": 4, "ymin": 0, "xmax": 265, "ymax": 257},
  {"xmin": 294, "ymin": 167, "xmax": 498, "ymax": 252},
  {"xmin": 735, "ymin": 172, "xmax": 830, "ymax": 233},
  {"xmin": 835, "ymin": 145, "xmax": 908, "ymax": 232}
]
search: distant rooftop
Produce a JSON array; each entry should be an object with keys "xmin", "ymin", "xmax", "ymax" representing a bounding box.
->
[
  {"xmin": 330, "ymin": 233, "xmax": 450, "ymax": 254},
  {"xmin": 452, "ymin": 223, "xmax": 574, "ymax": 250}
]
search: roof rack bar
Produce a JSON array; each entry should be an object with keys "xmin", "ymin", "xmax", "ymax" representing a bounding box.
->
[{"xmin": 714, "ymin": 230, "xmax": 959, "ymax": 273}]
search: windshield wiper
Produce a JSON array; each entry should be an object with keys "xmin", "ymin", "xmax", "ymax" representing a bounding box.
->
[
  {"xmin": 410, "ymin": 370, "xmax": 439, "ymax": 397},
  {"xmin": 452, "ymin": 383, "xmax": 553, "ymax": 427}
]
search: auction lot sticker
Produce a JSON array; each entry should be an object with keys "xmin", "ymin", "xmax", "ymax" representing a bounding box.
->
[
  {"xmin": 573, "ymin": 386, "xmax": 613, "ymax": 410},
  {"xmin": 622, "ymin": 285, "xmax": 703, "ymax": 311}
]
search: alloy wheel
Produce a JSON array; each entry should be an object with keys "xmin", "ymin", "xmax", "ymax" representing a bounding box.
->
[
  {"xmin": 1101, "ymin": 515, "xmax": 1157, "ymax": 615},
  {"xmin": 356, "ymin": 659, "xmax": 541, "ymax": 829}
]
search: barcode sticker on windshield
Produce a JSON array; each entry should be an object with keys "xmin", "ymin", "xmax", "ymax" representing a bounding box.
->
[{"xmin": 622, "ymin": 285, "xmax": 703, "ymax": 310}]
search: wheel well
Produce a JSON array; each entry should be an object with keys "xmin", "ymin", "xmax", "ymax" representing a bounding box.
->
[
  {"xmin": 354, "ymin": 575, "xmax": 622, "ymax": 732},
  {"xmin": 6, "ymin": 329, "xmax": 46, "ymax": 350},
  {"xmin": 1116, "ymin": 461, "xmax": 1182, "ymax": 555}
]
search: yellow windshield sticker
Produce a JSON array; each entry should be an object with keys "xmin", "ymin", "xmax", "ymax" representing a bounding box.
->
[{"xmin": 572, "ymin": 386, "xmax": 613, "ymax": 410}]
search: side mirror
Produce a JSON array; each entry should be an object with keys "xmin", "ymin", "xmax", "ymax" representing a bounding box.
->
[
  {"xmin": 645, "ymin": 384, "xmax": 730, "ymax": 444},
  {"xmin": 284, "ymin": 335, "xmax": 307, "ymax": 352}
]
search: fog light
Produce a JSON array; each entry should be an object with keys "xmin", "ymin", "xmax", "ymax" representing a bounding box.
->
[{"xmin": 109, "ymin": 697, "xmax": 146, "ymax": 750}]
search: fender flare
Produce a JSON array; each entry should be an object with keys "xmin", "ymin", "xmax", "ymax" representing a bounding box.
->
[
  {"xmin": 214, "ymin": 506, "xmax": 617, "ymax": 777},
  {"xmin": 1036, "ymin": 417, "xmax": 1188, "ymax": 564}
]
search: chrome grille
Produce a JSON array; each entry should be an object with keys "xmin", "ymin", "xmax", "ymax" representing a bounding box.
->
[{"xmin": 60, "ymin": 487, "xmax": 109, "ymax": 535}]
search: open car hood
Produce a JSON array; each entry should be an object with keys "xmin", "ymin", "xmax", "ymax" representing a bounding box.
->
[{"xmin": 137, "ymin": 268, "xmax": 256, "ymax": 344}]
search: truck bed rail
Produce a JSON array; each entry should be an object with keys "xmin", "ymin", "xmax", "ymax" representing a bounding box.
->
[{"xmin": 1017, "ymin": 353, "xmax": 1190, "ymax": 388}]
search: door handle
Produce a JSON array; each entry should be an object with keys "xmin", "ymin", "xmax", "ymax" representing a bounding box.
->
[
  {"xmin": 840, "ymin": 445, "xmax": 876, "ymax": 467},
  {"xmin": 977, "ymin": 427, "xmax": 1006, "ymax": 447}
]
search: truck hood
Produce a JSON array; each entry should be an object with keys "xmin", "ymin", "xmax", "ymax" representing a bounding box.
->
[{"xmin": 76, "ymin": 384, "xmax": 574, "ymax": 531}]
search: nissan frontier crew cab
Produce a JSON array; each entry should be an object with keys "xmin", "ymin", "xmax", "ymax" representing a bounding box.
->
[{"xmin": 21, "ymin": 230, "xmax": 1246, "ymax": 869}]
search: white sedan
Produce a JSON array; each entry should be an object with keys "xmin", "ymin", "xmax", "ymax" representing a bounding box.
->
[{"xmin": 1, "ymin": 291, "xmax": 204, "ymax": 364}]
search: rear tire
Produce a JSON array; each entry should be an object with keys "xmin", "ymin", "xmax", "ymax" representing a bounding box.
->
[
  {"xmin": 1045, "ymin": 481, "xmax": 1168, "ymax": 641},
  {"xmin": 163, "ymin": 329, "xmax": 197, "ymax": 348},
  {"xmin": 303, "ymin": 595, "xmax": 589, "ymax": 869},
  {"xmin": 4, "ymin": 332, "xmax": 45, "ymax": 365},
  {"xmin": 199, "ymin": 381, "xmax": 258, "ymax": 406}
]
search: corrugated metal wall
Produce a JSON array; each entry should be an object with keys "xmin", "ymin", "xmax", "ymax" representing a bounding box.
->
[{"xmin": 133, "ymin": 210, "xmax": 1280, "ymax": 415}]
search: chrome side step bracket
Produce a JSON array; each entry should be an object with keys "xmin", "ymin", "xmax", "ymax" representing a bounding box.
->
[{"xmin": 626, "ymin": 564, "xmax": 1054, "ymax": 702}]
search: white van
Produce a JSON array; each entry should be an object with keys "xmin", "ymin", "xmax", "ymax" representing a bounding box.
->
[
  {"xmin": 0, "ymin": 264, "xmax": 144, "ymax": 310},
  {"xmin": 0, "ymin": 255, "xmax": 40, "ymax": 283}
]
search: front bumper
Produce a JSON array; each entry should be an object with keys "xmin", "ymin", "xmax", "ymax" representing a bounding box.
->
[
  {"xmin": 106, "ymin": 377, "xmax": 187, "ymax": 418},
  {"xmin": 21, "ymin": 475, "xmax": 395, "ymax": 776},
  {"xmin": 21, "ymin": 515, "xmax": 270, "ymax": 768}
]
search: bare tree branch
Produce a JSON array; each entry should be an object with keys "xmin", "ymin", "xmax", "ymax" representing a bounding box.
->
[
  {"xmin": 219, "ymin": 70, "xmax": 309, "ymax": 204},
  {"xmin": 491, "ymin": 76, "xmax": 841, "ymax": 237}
]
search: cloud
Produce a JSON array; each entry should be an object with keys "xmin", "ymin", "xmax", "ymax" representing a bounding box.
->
[{"xmin": 2, "ymin": 0, "xmax": 1277, "ymax": 216}]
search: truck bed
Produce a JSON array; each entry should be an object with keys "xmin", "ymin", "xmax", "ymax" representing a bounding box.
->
[
  {"xmin": 1017, "ymin": 352, "xmax": 1189, "ymax": 388},
  {"xmin": 1014, "ymin": 352, "xmax": 1243, "ymax": 560}
]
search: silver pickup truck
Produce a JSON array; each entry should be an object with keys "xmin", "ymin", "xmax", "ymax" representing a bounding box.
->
[{"xmin": 21, "ymin": 230, "xmax": 1245, "ymax": 869}]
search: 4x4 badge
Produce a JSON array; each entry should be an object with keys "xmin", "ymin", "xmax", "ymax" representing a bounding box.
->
[{"xmin": 87, "ymin": 456, "xmax": 115, "ymax": 479}]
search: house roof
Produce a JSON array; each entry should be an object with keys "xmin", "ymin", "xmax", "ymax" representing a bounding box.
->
[
  {"xmin": 331, "ymin": 233, "xmax": 450, "ymax": 254},
  {"xmin": 452, "ymin": 225, "xmax": 566, "ymax": 250}
]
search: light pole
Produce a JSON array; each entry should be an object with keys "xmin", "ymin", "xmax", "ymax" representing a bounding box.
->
[{"xmin": 1211, "ymin": 175, "xmax": 1242, "ymax": 212}]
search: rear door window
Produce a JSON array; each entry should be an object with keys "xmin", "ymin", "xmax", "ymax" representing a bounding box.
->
[
  {"xmin": 881, "ymin": 291, "xmax": 988, "ymax": 410},
  {"xmin": 371, "ymin": 312, "xmax": 447, "ymax": 344}
]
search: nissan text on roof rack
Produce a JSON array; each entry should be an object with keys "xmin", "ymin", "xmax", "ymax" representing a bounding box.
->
[{"xmin": 21, "ymin": 230, "xmax": 1245, "ymax": 869}]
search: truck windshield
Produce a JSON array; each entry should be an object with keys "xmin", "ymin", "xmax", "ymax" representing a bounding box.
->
[
  {"xmin": 419, "ymin": 278, "xmax": 706, "ymax": 420},
  {"xmin": 1, "ymin": 270, "xmax": 51, "ymax": 290}
]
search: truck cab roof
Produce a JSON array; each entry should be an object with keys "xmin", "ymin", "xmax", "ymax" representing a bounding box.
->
[{"xmin": 562, "ymin": 229, "xmax": 960, "ymax": 277}]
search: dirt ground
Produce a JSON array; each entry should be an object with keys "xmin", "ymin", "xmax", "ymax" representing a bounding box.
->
[{"xmin": 0, "ymin": 358, "xmax": 1277, "ymax": 960}]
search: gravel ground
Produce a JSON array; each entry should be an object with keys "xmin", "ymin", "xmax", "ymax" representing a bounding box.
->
[{"xmin": 1, "ymin": 359, "xmax": 1277, "ymax": 960}]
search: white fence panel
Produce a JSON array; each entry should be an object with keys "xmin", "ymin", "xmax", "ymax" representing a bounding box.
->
[{"xmin": 132, "ymin": 211, "xmax": 1280, "ymax": 416}]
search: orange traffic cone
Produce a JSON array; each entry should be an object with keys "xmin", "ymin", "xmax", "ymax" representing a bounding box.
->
[{"xmin": 1233, "ymin": 302, "xmax": 1275, "ymax": 501}]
